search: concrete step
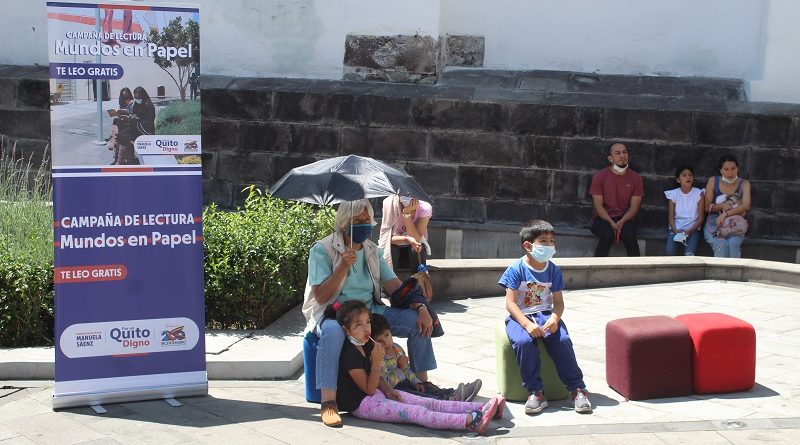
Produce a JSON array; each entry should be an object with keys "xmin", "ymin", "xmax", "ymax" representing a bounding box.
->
[{"xmin": 0, "ymin": 307, "xmax": 306, "ymax": 381}]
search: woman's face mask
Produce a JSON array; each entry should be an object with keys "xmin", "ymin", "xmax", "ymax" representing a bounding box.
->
[
  {"xmin": 347, "ymin": 224, "xmax": 373, "ymax": 244},
  {"xmin": 134, "ymin": 98, "xmax": 143, "ymax": 104}
]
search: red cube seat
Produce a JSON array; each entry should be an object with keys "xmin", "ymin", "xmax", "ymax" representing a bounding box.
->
[
  {"xmin": 675, "ymin": 313, "xmax": 756, "ymax": 394},
  {"xmin": 606, "ymin": 315, "xmax": 693, "ymax": 400}
]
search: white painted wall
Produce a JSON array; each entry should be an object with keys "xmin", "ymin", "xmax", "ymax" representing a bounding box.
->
[
  {"xmin": 5, "ymin": 0, "xmax": 800, "ymax": 103},
  {"xmin": 0, "ymin": 1, "xmax": 47, "ymax": 66},
  {"xmin": 1, "ymin": 0, "xmax": 440, "ymax": 79},
  {"xmin": 440, "ymin": 0, "xmax": 767, "ymax": 79},
  {"xmin": 748, "ymin": 0, "xmax": 800, "ymax": 104}
]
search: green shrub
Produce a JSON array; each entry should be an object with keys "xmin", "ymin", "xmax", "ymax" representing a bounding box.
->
[
  {"xmin": 0, "ymin": 242, "xmax": 54, "ymax": 347},
  {"xmin": 156, "ymin": 99, "xmax": 200, "ymax": 135},
  {"xmin": 203, "ymin": 186, "xmax": 335, "ymax": 329},
  {"xmin": 0, "ymin": 146, "xmax": 335, "ymax": 343}
]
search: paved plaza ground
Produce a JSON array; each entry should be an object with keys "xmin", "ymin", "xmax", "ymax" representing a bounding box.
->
[{"xmin": 1, "ymin": 279, "xmax": 799, "ymax": 444}]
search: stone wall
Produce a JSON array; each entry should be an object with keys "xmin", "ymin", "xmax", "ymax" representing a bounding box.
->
[
  {"xmin": 201, "ymin": 76, "xmax": 800, "ymax": 255},
  {"xmin": 0, "ymin": 65, "xmax": 50, "ymax": 168},
  {"xmin": 2, "ymin": 65, "xmax": 799, "ymax": 262}
]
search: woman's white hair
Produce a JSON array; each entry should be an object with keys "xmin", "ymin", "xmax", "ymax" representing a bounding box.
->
[{"xmin": 334, "ymin": 199, "xmax": 375, "ymax": 230}]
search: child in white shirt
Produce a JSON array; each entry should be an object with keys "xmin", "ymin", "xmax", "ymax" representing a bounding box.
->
[{"xmin": 664, "ymin": 165, "xmax": 705, "ymax": 255}]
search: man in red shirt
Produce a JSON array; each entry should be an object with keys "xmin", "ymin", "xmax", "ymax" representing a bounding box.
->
[{"xmin": 589, "ymin": 143, "xmax": 643, "ymax": 256}]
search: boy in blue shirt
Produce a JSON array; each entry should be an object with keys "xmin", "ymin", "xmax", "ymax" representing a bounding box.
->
[{"xmin": 498, "ymin": 220, "xmax": 592, "ymax": 415}]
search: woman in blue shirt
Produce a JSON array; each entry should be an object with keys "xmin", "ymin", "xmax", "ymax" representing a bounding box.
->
[{"xmin": 302, "ymin": 199, "xmax": 436, "ymax": 427}]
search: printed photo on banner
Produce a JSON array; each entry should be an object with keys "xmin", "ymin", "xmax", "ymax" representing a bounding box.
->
[{"xmin": 48, "ymin": 3, "xmax": 201, "ymax": 167}]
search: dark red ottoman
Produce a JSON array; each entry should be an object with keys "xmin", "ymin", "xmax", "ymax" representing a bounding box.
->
[
  {"xmin": 675, "ymin": 313, "xmax": 756, "ymax": 394},
  {"xmin": 606, "ymin": 315, "xmax": 692, "ymax": 400}
]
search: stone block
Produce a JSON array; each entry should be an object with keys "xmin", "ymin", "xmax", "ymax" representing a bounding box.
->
[
  {"xmin": 656, "ymin": 144, "xmax": 748, "ymax": 180},
  {"xmin": 552, "ymin": 171, "xmax": 590, "ymax": 202},
  {"xmin": 341, "ymin": 127, "xmax": 426, "ymax": 161},
  {"xmin": 202, "ymin": 88, "xmax": 271, "ymax": 120},
  {"xmin": 750, "ymin": 115, "xmax": 793, "ymax": 147},
  {"xmin": 651, "ymin": 143, "xmax": 697, "ymax": 176},
  {"xmin": 343, "ymin": 34, "xmax": 437, "ymax": 83},
  {"xmin": 457, "ymin": 165, "xmax": 499, "ymax": 197},
  {"xmin": 544, "ymin": 203, "xmax": 594, "ymax": 228},
  {"xmin": 794, "ymin": 117, "xmax": 800, "ymax": 147},
  {"xmin": 270, "ymin": 155, "xmax": 318, "ymax": 184},
  {"xmin": 694, "ymin": 113, "xmax": 749, "ymax": 147},
  {"xmin": 638, "ymin": 206, "xmax": 668, "ymax": 231},
  {"xmin": 525, "ymin": 136, "xmax": 564, "ymax": 169},
  {"xmin": 201, "ymin": 152, "xmax": 216, "ymax": 179},
  {"xmin": 431, "ymin": 131, "xmax": 521, "ymax": 166},
  {"xmin": 443, "ymin": 35, "xmax": 485, "ymax": 67},
  {"xmin": 505, "ymin": 103, "xmax": 576, "ymax": 136},
  {"xmin": 603, "ymin": 108, "xmax": 692, "ymax": 143},
  {"xmin": 431, "ymin": 197, "xmax": 485, "ymax": 222},
  {"xmin": 216, "ymin": 151, "xmax": 270, "ymax": 182},
  {"xmin": 462, "ymin": 229, "xmax": 502, "ymax": 258},
  {"xmin": 324, "ymin": 93, "xmax": 367, "ymax": 126},
  {"xmin": 404, "ymin": 162, "xmax": 457, "ymax": 196},
  {"xmin": 495, "ymin": 167, "xmax": 550, "ymax": 200},
  {"xmin": 412, "ymin": 99, "xmax": 505, "ymax": 132},
  {"xmin": 202, "ymin": 119, "xmax": 237, "ymax": 149},
  {"xmin": 0, "ymin": 78, "xmax": 16, "ymax": 106},
  {"xmin": 0, "ymin": 108, "xmax": 50, "ymax": 140},
  {"xmin": 17, "ymin": 78, "xmax": 49, "ymax": 108},
  {"xmin": 203, "ymin": 179, "xmax": 233, "ymax": 207},
  {"xmin": 238, "ymin": 121, "xmax": 290, "ymax": 153},
  {"xmin": 642, "ymin": 175, "xmax": 675, "ymax": 208},
  {"xmin": 563, "ymin": 138, "xmax": 609, "ymax": 172},
  {"xmin": 289, "ymin": 124, "xmax": 338, "ymax": 155},
  {"xmin": 748, "ymin": 181, "xmax": 773, "ymax": 210},
  {"xmin": 273, "ymin": 91, "xmax": 326, "ymax": 123},
  {"xmin": 749, "ymin": 213, "xmax": 796, "ymax": 240},
  {"xmin": 774, "ymin": 182, "xmax": 800, "ymax": 213},
  {"xmin": 576, "ymin": 107, "xmax": 602, "ymax": 137},
  {"xmin": 750, "ymin": 147, "xmax": 799, "ymax": 182},
  {"xmin": 486, "ymin": 199, "xmax": 546, "ymax": 224},
  {"xmin": 365, "ymin": 96, "xmax": 412, "ymax": 127}
]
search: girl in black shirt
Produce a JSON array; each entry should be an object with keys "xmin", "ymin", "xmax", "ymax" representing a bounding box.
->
[{"xmin": 330, "ymin": 301, "xmax": 503, "ymax": 435}]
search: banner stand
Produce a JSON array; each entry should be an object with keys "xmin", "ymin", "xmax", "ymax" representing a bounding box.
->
[{"xmin": 48, "ymin": 1, "xmax": 207, "ymax": 409}]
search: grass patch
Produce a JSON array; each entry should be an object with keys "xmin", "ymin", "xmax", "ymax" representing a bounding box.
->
[
  {"xmin": 0, "ymin": 139, "xmax": 54, "ymax": 346},
  {"xmin": 0, "ymin": 139, "xmax": 53, "ymax": 264},
  {"xmin": 156, "ymin": 99, "xmax": 200, "ymax": 135}
]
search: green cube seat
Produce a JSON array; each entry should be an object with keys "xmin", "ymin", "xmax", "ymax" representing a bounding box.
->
[{"xmin": 494, "ymin": 321, "xmax": 569, "ymax": 402}]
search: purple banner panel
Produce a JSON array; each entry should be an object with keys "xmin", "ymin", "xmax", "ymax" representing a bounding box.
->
[{"xmin": 48, "ymin": 1, "xmax": 205, "ymax": 409}]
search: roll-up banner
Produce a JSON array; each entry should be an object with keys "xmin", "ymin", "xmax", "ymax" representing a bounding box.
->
[{"xmin": 47, "ymin": 1, "xmax": 206, "ymax": 409}]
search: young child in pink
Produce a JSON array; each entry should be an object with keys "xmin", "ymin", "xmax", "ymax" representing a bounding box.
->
[{"xmin": 330, "ymin": 300, "xmax": 504, "ymax": 435}]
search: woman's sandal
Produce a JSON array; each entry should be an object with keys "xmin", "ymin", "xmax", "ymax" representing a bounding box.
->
[{"xmin": 320, "ymin": 400, "xmax": 342, "ymax": 427}]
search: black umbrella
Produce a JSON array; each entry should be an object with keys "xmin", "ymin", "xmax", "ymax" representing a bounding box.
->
[{"xmin": 270, "ymin": 155, "xmax": 433, "ymax": 205}]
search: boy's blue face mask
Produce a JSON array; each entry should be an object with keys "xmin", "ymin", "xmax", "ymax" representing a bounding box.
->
[{"xmin": 348, "ymin": 224, "xmax": 373, "ymax": 244}]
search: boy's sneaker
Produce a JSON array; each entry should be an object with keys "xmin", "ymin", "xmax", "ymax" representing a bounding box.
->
[
  {"xmin": 524, "ymin": 390, "xmax": 548, "ymax": 415},
  {"xmin": 571, "ymin": 388, "xmax": 593, "ymax": 414},
  {"xmin": 448, "ymin": 383, "xmax": 466, "ymax": 401},
  {"xmin": 462, "ymin": 379, "xmax": 482, "ymax": 402}
]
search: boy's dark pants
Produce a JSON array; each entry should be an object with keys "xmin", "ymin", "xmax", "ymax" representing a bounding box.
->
[
  {"xmin": 591, "ymin": 217, "xmax": 640, "ymax": 257},
  {"xmin": 505, "ymin": 312, "xmax": 585, "ymax": 393},
  {"xmin": 395, "ymin": 380, "xmax": 454, "ymax": 400}
]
